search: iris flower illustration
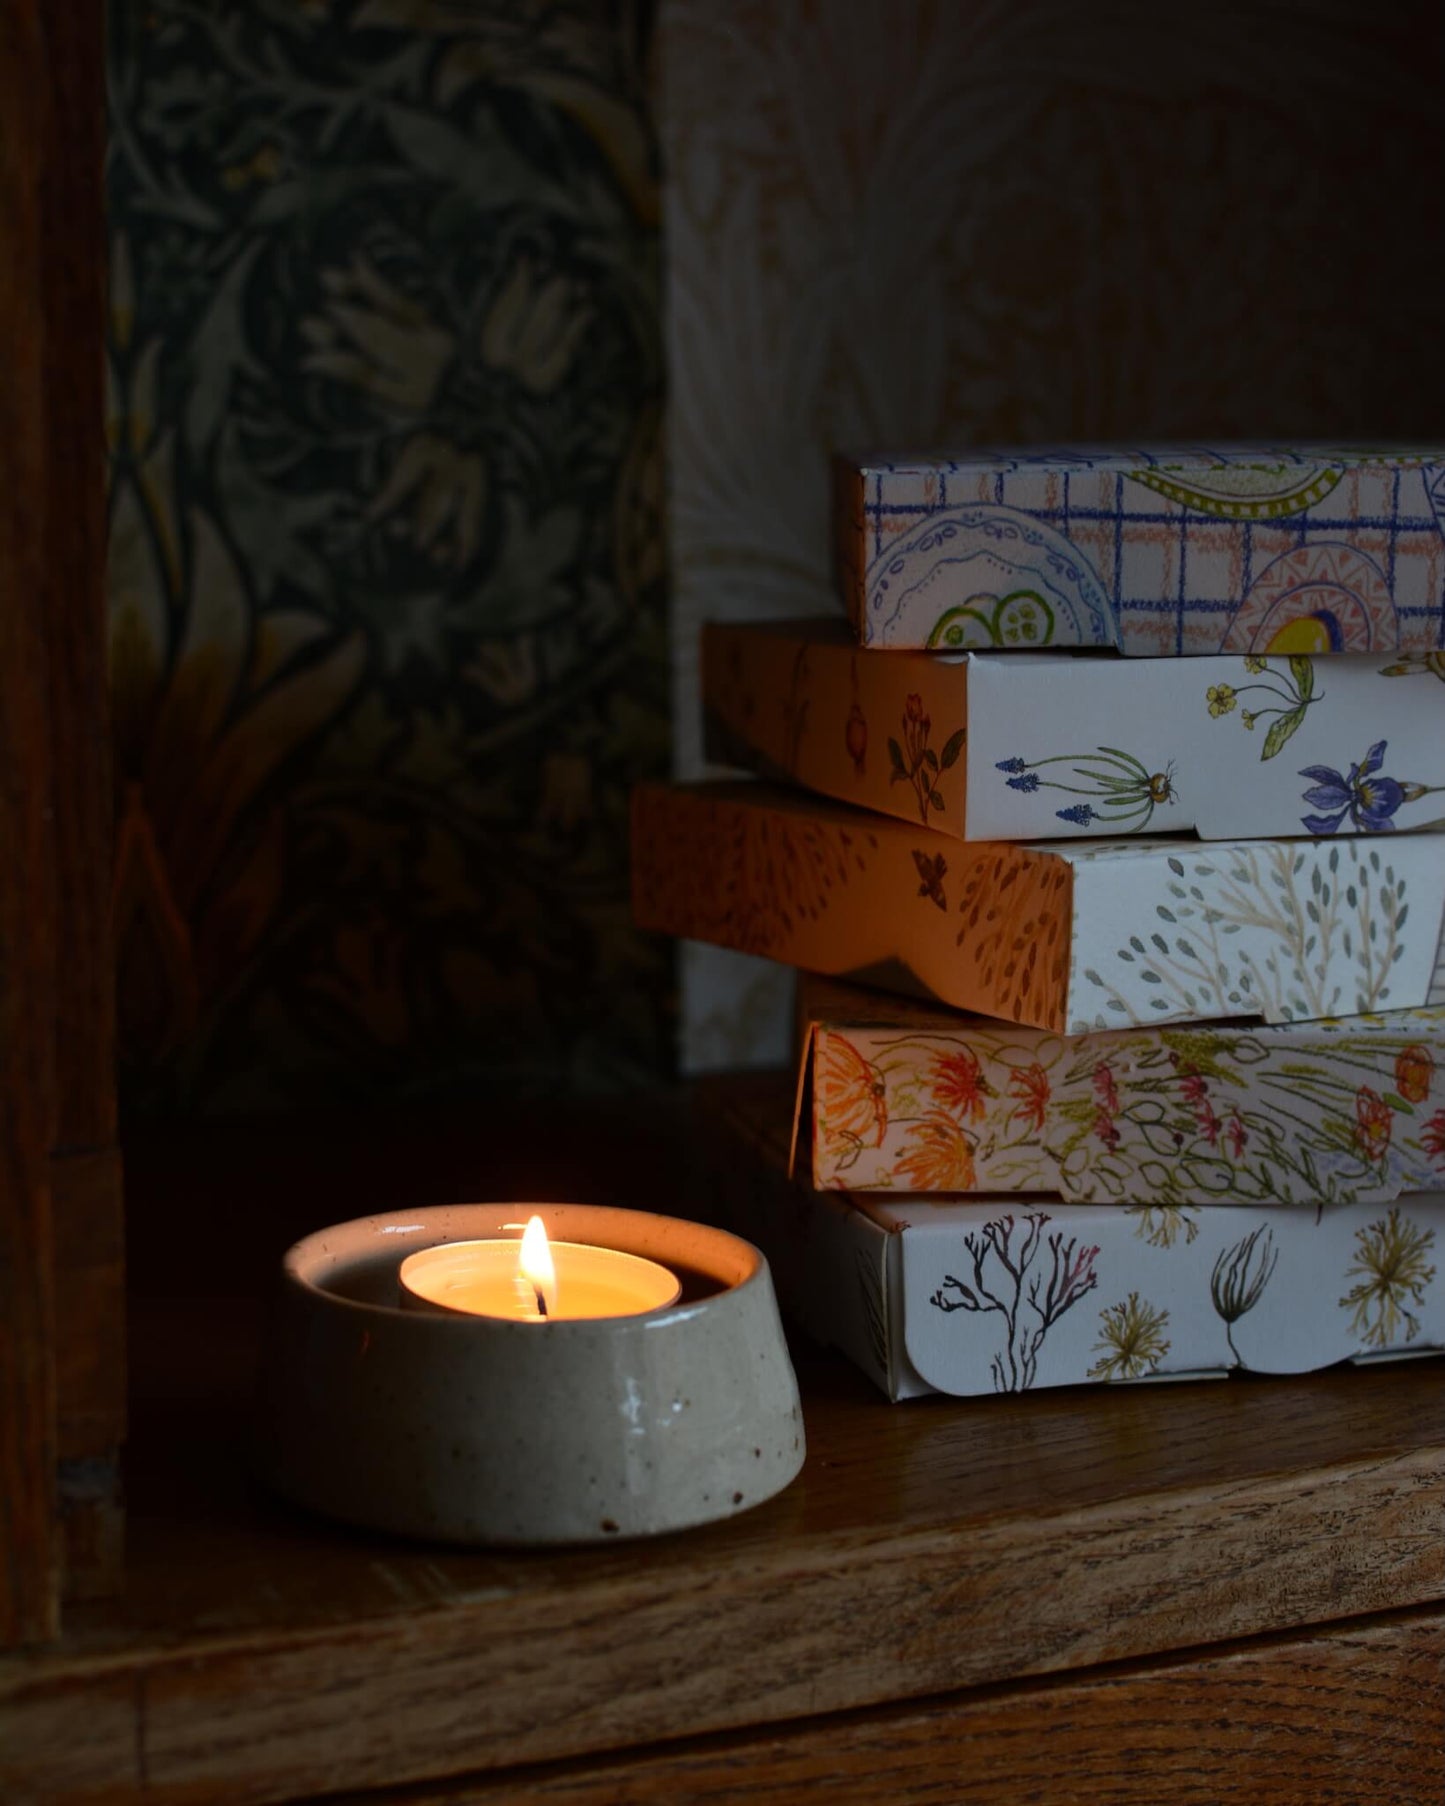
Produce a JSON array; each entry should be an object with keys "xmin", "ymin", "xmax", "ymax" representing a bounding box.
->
[{"xmin": 1299, "ymin": 741, "xmax": 1443, "ymax": 835}]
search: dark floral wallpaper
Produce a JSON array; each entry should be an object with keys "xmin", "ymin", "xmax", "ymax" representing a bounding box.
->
[{"xmin": 106, "ymin": 1, "xmax": 671, "ymax": 1112}]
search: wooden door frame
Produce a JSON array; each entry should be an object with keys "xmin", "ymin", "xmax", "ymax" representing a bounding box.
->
[{"xmin": 1, "ymin": 0, "xmax": 113, "ymax": 1647}]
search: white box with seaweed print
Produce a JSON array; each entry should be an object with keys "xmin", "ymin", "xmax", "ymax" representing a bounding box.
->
[{"xmin": 706, "ymin": 1083, "xmax": 1445, "ymax": 1402}]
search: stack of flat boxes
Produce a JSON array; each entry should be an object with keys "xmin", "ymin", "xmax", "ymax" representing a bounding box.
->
[{"xmin": 634, "ymin": 448, "xmax": 1445, "ymax": 1399}]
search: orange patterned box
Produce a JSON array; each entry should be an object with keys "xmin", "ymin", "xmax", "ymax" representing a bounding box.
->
[
  {"xmin": 834, "ymin": 447, "xmax": 1445, "ymax": 657},
  {"xmin": 630, "ymin": 780, "xmax": 1445, "ymax": 1034}
]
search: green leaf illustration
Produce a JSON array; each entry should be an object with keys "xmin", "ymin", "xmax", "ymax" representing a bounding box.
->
[
  {"xmin": 1260, "ymin": 704, "xmax": 1306, "ymax": 761},
  {"xmin": 929, "ymin": 787, "xmax": 945, "ymax": 810},
  {"xmin": 1289, "ymin": 654, "xmax": 1314, "ymax": 701},
  {"xmin": 939, "ymin": 727, "xmax": 966, "ymax": 769},
  {"xmin": 888, "ymin": 736, "xmax": 907, "ymax": 781}
]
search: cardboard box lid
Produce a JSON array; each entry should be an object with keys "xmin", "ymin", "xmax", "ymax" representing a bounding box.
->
[
  {"xmin": 703, "ymin": 619, "xmax": 1445, "ymax": 844},
  {"xmin": 848, "ymin": 446, "xmax": 1445, "ymax": 481},
  {"xmin": 792, "ymin": 977, "xmax": 1445, "ymax": 1207},
  {"xmin": 836, "ymin": 447, "xmax": 1445, "ymax": 656},
  {"xmin": 881, "ymin": 1190, "xmax": 1445, "ymax": 1397},
  {"xmin": 634, "ymin": 781, "xmax": 1445, "ymax": 1035}
]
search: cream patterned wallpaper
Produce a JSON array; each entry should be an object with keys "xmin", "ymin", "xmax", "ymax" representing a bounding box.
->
[{"xmin": 658, "ymin": 0, "xmax": 1444, "ymax": 1070}]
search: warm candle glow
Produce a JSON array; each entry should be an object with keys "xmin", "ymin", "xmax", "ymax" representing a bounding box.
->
[
  {"xmin": 518, "ymin": 1215, "xmax": 559, "ymax": 1319},
  {"xmin": 398, "ymin": 1227, "xmax": 681, "ymax": 1322}
]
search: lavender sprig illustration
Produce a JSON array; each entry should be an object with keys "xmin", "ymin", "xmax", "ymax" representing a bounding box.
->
[{"xmin": 994, "ymin": 748, "xmax": 1176, "ymax": 831}]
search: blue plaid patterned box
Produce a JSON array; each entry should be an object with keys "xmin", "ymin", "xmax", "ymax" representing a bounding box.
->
[{"xmin": 835, "ymin": 447, "xmax": 1445, "ymax": 657}]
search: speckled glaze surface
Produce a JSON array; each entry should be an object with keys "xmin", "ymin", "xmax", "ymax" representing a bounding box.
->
[{"xmin": 256, "ymin": 1204, "xmax": 806, "ymax": 1545}]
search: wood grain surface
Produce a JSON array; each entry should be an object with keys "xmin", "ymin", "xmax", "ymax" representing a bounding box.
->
[
  {"xmin": 0, "ymin": 0, "xmax": 60, "ymax": 1650},
  {"xmin": 3, "ymin": 1290, "xmax": 1445, "ymax": 1803},
  {"xmin": 340, "ymin": 1607, "xmax": 1445, "ymax": 1804}
]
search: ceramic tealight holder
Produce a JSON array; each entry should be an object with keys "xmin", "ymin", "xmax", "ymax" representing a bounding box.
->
[{"xmin": 256, "ymin": 1203, "xmax": 806, "ymax": 1545}]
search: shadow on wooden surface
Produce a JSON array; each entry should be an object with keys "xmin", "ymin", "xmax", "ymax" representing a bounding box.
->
[{"xmin": 3, "ymin": 1089, "xmax": 1444, "ymax": 1802}]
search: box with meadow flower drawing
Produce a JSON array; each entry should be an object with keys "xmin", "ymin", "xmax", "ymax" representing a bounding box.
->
[
  {"xmin": 791, "ymin": 978, "xmax": 1445, "ymax": 1206},
  {"xmin": 834, "ymin": 446, "xmax": 1445, "ymax": 656},
  {"xmin": 705, "ymin": 1080, "xmax": 1445, "ymax": 1402},
  {"xmin": 702, "ymin": 617, "xmax": 1445, "ymax": 843}
]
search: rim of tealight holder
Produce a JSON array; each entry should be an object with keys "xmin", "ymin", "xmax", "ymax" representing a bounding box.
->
[{"xmin": 256, "ymin": 1203, "xmax": 806, "ymax": 1545}]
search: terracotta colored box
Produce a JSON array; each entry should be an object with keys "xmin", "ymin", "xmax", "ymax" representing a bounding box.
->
[
  {"xmin": 792, "ymin": 977, "xmax": 1445, "ymax": 1206},
  {"xmin": 833, "ymin": 447, "xmax": 1445, "ymax": 656},
  {"xmin": 631, "ymin": 780, "xmax": 1445, "ymax": 1033},
  {"xmin": 705, "ymin": 1084, "xmax": 1445, "ymax": 1403},
  {"xmin": 703, "ymin": 617, "xmax": 1445, "ymax": 843}
]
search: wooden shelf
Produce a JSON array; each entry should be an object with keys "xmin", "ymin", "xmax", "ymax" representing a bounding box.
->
[{"xmin": 5, "ymin": 1096, "xmax": 1445, "ymax": 1802}]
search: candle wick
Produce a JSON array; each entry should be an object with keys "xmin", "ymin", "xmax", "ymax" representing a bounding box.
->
[{"xmin": 534, "ymin": 1285, "xmax": 548, "ymax": 1320}]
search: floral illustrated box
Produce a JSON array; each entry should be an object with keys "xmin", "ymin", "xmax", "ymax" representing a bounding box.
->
[
  {"xmin": 832, "ymin": 447, "xmax": 1445, "ymax": 657},
  {"xmin": 703, "ymin": 1083, "xmax": 1445, "ymax": 1403},
  {"xmin": 792, "ymin": 977, "xmax": 1445, "ymax": 1206},
  {"xmin": 631, "ymin": 780, "xmax": 1445, "ymax": 1033},
  {"xmin": 702, "ymin": 617, "xmax": 1445, "ymax": 843}
]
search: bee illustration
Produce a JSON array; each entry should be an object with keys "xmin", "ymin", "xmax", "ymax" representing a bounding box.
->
[{"xmin": 912, "ymin": 849, "xmax": 948, "ymax": 911}]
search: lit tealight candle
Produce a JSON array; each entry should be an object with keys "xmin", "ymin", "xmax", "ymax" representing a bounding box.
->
[{"xmin": 398, "ymin": 1215, "xmax": 681, "ymax": 1322}]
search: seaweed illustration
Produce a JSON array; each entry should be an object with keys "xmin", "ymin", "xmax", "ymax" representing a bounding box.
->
[
  {"xmin": 1210, "ymin": 1225, "xmax": 1279, "ymax": 1365},
  {"xmin": 994, "ymin": 748, "xmax": 1177, "ymax": 831},
  {"xmin": 1126, "ymin": 1204, "xmax": 1201, "ymax": 1248},
  {"xmin": 929, "ymin": 1211, "xmax": 1099, "ymax": 1392},
  {"xmin": 1081, "ymin": 842, "xmax": 1410, "ymax": 1025},
  {"xmin": 889, "ymin": 694, "xmax": 964, "ymax": 824},
  {"xmin": 1339, "ymin": 1205, "xmax": 1437, "ymax": 1349},
  {"xmin": 1206, "ymin": 654, "xmax": 1320, "ymax": 760},
  {"xmin": 1088, "ymin": 1293, "xmax": 1172, "ymax": 1380}
]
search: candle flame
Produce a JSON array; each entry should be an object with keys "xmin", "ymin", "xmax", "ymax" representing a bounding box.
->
[{"xmin": 518, "ymin": 1215, "xmax": 559, "ymax": 1319}]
